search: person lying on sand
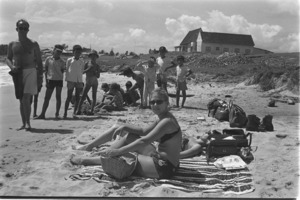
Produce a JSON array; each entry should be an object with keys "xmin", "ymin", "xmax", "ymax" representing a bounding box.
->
[
  {"xmin": 71, "ymin": 88, "xmax": 182, "ymax": 179},
  {"xmin": 180, "ymin": 132, "xmax": 210, "ymax": 159}
]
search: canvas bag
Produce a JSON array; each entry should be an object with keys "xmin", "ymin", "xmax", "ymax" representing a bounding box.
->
[
  {"xmin": 100, "ymin": 152, "xmax": 138, "ymax": 180},
  {"xmin": 206, "ymin": 129, "xmax": 252, "ymax": 163},
  {"xmin": 228, "ymin": 100, "xmax": 248, "ymax": 128}
]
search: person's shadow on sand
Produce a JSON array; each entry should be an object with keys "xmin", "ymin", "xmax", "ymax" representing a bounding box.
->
[{"xmin": 28, "ymin": 128, "xmax": 74, "ymax": 134}]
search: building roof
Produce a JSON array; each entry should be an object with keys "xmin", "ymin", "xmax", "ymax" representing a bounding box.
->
[
  {"xmin": 200, "ymin": 31, "xmax": 255, "ymax": 46},
  {"xmin": 180, "ymin": 28, "xmax": 202, "ymax": 45}
]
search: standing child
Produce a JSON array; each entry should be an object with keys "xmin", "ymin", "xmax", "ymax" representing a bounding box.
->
[
  {"xmin": 167, "ymin": 55, "xmax": 192, "ymax": 108},
  {"xmin": 63, "ymin": 45, "xmax": 85, "ymax": 118},
  {"xmin": 137, "ymin": 56, "xmax": 158, "ymax": 108},
  {"xmin": 76, "ymin": 50, "xmax": 101, "ymax": 115}
]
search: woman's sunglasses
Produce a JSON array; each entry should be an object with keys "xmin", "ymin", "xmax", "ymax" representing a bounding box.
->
[{"xmin": 149, "ymin": 100, "xmax": 164, "ymax": 105}]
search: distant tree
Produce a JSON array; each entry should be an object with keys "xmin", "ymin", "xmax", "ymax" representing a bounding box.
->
[
  {"xmin": 99, "ymin": 50, "xmax": 105, "ymax": 54},
  {"xmin": 109, "ymin": 48, "xmax": 115, "ymax": 56},
  {"xmin": 115, "ymin": 52, "xmax": 119, "ymax": 56},
  {"xmin": 149, "ymin": 49, "xmax": 152, "ymax": 54},
  {"xmin": 125, "ymin": 51, "xmax": 128, "ymax": 56}
]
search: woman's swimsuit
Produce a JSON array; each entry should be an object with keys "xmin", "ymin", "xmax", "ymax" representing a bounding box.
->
[{"xmin": 152, "ymin": 127, "xmax": 181, "ymax": 179}]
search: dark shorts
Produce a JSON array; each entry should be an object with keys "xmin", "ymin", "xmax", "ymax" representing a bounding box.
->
[
  {"xmin": 151, "ymin": 153, "xmax": 177, "ymax": 179},
  {"xmin": 47, "ymin": 80, "xmax": 63, "ymax": 89},
  {"xmin": 67, "ymin": 81, "xmax": 84, "ymax": 90}
]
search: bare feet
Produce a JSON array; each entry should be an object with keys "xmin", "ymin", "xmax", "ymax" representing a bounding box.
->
[
  {"xmin": 70, "ymin": 154, "xmax": 82, "ymax": 165},
  {"xmin": 34, "ymin": 115, "xmax": 45, "ymax": 120},
  {"xmin": 16, "ymin": 125, "xmax": 25, "ymax": 131},
  {"xmin": 25, "ymin": 124, "xmax": 32, "ymax": 131}
]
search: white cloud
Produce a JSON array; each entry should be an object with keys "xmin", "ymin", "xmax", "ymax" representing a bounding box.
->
[
  {"xmin": 129, "ymin": 28, "xmax": 146, "ymax": 38},
  {"xmin": 164, "ymin": 11, "xmax": 295, "ymax": 52}
]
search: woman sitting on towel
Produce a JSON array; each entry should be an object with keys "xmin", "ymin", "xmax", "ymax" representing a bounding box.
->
[{"xmin": 71, "ymin": 88, "xmax": 182, "ymax": 179}]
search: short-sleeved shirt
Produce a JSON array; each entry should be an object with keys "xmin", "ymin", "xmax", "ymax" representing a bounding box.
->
[
  {"xmin": 65, "ymin": 57, "xmax": 85, "ymax": 83},
  {"xmin": 143, "ymin": 64, "xmax": 158, "ymax": 83},
  {"xmin": 176, "ymin": 65, "xmax": 190, "ymax": 82},
  {"xmin": 45, "ymin": 56, "xmax": 65, "ymax": 81}
]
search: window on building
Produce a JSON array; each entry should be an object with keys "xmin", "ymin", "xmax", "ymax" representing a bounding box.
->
[
  {"xmin": 234, "ymin": 48, "xmax": 240, "ymax": 53},
  {"xmin": 216, "ymin": 47, "xmax": 220, "ymax": 51},
  {"xmin": 205, "ymin": 46, "xmax": 211, "ymax": 52},
  {"xmin": 223, "ymin": 48, "xmax": 229, "ymax": 52},
  {"xmin": 245, "ymin": 49, "xmax": 251, "ymax": 54}
]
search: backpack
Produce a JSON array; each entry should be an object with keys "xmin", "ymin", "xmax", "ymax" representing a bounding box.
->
[
  {"xmin": 214, "ymin": 105, "xmax": 229, "ymax": 121},
  {"xmin": 207, "ymin": 98, "xmax": 222, "ymax": 117},
  {"xmin": 228, "ymin": 100, "xmax": 248, "ymax": 128},
  {"xmin": 206, "ymin": 129, "xmax": 252, "ymax": 163}
]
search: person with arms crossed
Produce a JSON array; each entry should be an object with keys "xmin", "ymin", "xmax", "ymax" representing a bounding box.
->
[{"xmin": 63, "ymin": 45, "xmax": 85, "ymax": 118}]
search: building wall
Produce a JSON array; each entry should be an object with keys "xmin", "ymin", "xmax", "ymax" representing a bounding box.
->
[{"xmin": 201, "ymin": 42, "xmax": 253, "ymax": 55}]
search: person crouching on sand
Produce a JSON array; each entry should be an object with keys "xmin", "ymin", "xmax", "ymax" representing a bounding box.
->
[{"xmin": 71, "ymin": 88, "xmax": 182, "ymax": 179}]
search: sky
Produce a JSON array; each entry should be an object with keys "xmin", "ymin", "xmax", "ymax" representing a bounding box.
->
[{"xmin": 0, "ymin": 0, "xmax": 299, "ymax": 54}]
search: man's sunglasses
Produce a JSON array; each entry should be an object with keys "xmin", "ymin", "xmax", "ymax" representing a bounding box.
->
[
  {"xmin": 18, "ymin": 27, "xmax": 29, "ymax": 31},
  {"xmin": 149, "ymin": 100, "xmax": 164, "ymax": 105}
]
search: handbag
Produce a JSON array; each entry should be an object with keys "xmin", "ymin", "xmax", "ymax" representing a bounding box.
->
[{"xmin": 214, "ymin": 105, "xmax": 229, "ymax": 121}]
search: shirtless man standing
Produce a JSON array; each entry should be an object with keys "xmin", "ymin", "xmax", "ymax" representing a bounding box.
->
[{"xmin": 6, "ymin": 19, "xmax": 43, "ymax": 131}]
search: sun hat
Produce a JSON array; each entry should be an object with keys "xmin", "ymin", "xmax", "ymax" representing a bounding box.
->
[
  {"xmin": 100, "ymin": 152, "xmax": 138, "ymax": 180},
  {"xmin": 54, "ymin": 44, "xmax": 64, "ymax": 52},
  {"xmin": 88, "ymin": 50, "xmax": 99, "ymax": 58}
]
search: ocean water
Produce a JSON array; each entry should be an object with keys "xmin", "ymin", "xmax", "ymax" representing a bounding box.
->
[
  {"xmin": 0, "ymin": 63, "xmax": 129, "ymax": 89},
  {"xmin": 0, "ymin": 64, "xmax": 12, "ymax": 87}
]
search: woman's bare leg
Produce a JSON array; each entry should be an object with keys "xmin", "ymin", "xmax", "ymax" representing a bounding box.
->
[{"xmin": 73, "ymin": 123, "xmax": 120, "ymax": 151}]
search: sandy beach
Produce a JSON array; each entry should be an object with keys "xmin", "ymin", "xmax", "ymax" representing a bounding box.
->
[{"xmin": 0, "ymin": 68, "xmax": 299, "ymax": 198}]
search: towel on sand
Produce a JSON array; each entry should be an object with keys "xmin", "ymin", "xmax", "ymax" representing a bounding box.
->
[{"xmin": 69, "ymin": 156, "xmax": 254, "ymax": 195}]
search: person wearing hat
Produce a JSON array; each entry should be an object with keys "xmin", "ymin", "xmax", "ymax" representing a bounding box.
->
[
  {"xmin": 6, "ymin": 19, "xmax": 44, "ymax": 130},
  {"xmin": 156, "ymin": 46, "xmax": 176, "ymax": 93},
  {"xmin": 35, "ymin": 44, "xmax": 66, "ymax": 119},
  {"xmin": 119, "ymin": 67, "xmax": 144, "ymax": 107},
  {"xmin": 76, "ymin": 50, "xmax": 102, "ymax": 115},
  {"xmin": 63, "ymin": 44, "xmax": 85, "ymax": 118}
]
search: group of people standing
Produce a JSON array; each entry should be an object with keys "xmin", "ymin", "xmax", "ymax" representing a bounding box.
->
[{"xmin": 7, "ymin": 18, "xmax": 204, "ymax": 180}]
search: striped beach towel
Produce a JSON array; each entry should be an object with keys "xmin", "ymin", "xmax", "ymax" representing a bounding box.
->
[{"xmin": 69, "ymin": 157, "xmax": 254, "ymax": 195}]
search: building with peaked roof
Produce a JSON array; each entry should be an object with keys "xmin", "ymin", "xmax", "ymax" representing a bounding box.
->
[{"xmin": 175, "ymin": 28, "xmax": 257, "ymax": 55}]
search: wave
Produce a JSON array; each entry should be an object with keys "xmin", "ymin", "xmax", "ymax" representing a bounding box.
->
[{"xmin": 0, "ymin": 64, "xmax": 13, "ymax": 87}]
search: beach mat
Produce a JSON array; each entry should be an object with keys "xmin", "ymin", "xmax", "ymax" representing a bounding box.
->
[
  {"xmin": 69, "ymin": 157, "xmax": 254, "ymax": 195},
  {"xmin": 168, "ymin": 93, "xmax": 195, "ymax": 98}
]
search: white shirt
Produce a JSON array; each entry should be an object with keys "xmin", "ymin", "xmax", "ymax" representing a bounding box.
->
[{"xmin": 65, "ymin": 57, "xmax": 85, "ymax": 82}]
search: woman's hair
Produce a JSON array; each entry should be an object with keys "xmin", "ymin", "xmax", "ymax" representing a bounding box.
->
[
  {"xmin": 151, "ymin": 88, "xmax": 169, "ymax": 103},
  {"xmin": 110, "ymin": 82, "xmax": 119, "ymax": 90}
]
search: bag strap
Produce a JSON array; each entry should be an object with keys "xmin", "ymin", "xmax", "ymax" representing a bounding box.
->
[
  {"xmin": 228, "ymin": 100, "xmax": 233, "ymax": 110},
  {"xmin": 245, "ymin": 132, "xmax": 252, "ymax": 146}
]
